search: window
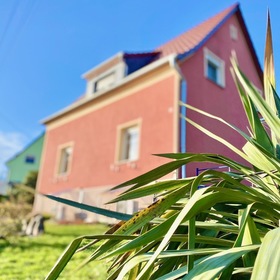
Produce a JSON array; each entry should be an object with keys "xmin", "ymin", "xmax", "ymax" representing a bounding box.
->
[
  {"xmin": 204, "ymin": 48, "xmax": 225, "ymax": 87},
  {"xmin": 25, "ymin": 155, "xmax": 35, "ymax": 164},
  {"xmin": 57, "ymin": 146, "xmax": 73, "ymax": 175},
  {"xmin": 120, "ymin": 126, "xmax": 139, "ymax": 161},
  {"xmin": 94, "ymin": 72, "xmax": 116, "ymax": 92},
  {"xmin": 207, "ymin": 61, "xmax": 218, "ymax": 83},
  {"xmin": 118, "ymin": 123, "xmax": 140, "ymax": 162},
  {"xmin": 84, "ymin": 61, "xmax": 127, "ymax": 97},
  {"xmin": 230, "ymin": 24, "xmax": 238, "ymax": 40}
]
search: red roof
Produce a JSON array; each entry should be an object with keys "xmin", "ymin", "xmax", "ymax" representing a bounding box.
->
[
  {"xmin": 43, "ymin": 3, "xmax": 263, "ymax": 124},
  {"xmin": 156, "ymin": 3, "xmax": 239, "ymax": 57}
]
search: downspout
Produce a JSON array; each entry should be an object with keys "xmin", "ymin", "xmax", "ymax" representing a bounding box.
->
[
  {"xmin": 169, "ymin": 55, "xmax": 187, "ymax": 178},
  {"xmin": 180, "ymin": 80, "xmax": 187, "ymax": 178}
]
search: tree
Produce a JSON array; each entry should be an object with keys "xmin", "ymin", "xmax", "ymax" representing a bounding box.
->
[
  {"xmin": 24, "ymin": 171, "xmax": 38, "ymax": 190},
  {"xmin": 6, "ymin": 171, "xmax": 38, "ymax": 205}
]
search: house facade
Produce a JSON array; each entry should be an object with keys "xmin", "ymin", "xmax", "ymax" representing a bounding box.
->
[
  {"xmin": 34, "ymin": 4, "xmax": 263, "ymax": 222},
  {"xmin": 6, "ymin": 133, "xmax": 45, "ymax": 185}
]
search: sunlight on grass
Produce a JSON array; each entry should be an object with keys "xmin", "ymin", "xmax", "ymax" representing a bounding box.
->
[{"xmin": 0, "ymin": 222, "xmax": 109, "ymax": 280}]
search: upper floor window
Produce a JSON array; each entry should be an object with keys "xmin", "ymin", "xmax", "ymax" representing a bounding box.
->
[
  {"xmin": 120, "ymin": 126, "xmax": 139, "ymax": 161},
  {"xmin": 84, "ymin": 61, "xmax": 127, "ymax": 97},
  {"xmin": 25, "ymin": 155, "xmax": 35, "ymax": 164},
  {"xmin": 117, "ymin": 121, "xmax": 141, "ymax": 162},
  {"xmin": 57, "ymin": 145, "xmax": 73, "ymax": 175},
  {"xmin": 230, "ymin": 24, "xmax": 238, "ymax": 41},
  {"xmin": 94, "ymin": 72, "xmax": 116, "ymax": 93},
  {"xmin": 207, "ymin": 61, "xmax": 218, "ymax": 82},
  {"xmin": 204, "ymin": 48, "xmax": 225, "ymax": 88}
]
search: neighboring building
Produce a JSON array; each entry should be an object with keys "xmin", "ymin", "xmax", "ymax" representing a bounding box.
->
[
  {"xmin": 6, "ymin": 133, "xmax": 45, "ymax": 185},
  {"xmin": 34, "ymin": 4, "xmax": 263, "ymax": 223}
]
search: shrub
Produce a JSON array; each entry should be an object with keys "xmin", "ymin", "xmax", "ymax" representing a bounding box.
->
[
  {"xmin": 0, "ymin": 201, "xmax": 32, "ymax": 239},
  {"xmin": 46, "ymin": 13, "xmax": 280, "ymax": 280}
]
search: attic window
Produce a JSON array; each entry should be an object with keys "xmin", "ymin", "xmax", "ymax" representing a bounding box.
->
[
  {"xmin": 94, "ymin": 72, "xmax": 116, "ymax": 93},
  {"xmin": 204, "ymin": 48, "xmax": 225, "ymax": 88},
  {"xmin": 230, "ymin": 24, "xmax": 238, "ymax": 40}
]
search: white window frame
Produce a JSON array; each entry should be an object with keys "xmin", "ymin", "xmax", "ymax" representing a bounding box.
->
[
  {"xmin": 85, "ymin": 62, "xmax": 126, "ymax": 97},
  {"xmin": 94, "ymin": 72, "xmax": 116, "ymax": 92},
  {"xmin": 56, "ymin": 143, "xmax": 74, "ymax": 176},
  {"xmin": 204, "ymin": 48, "xmax": 225, "ymax": 88},
  {"xmin": 116, "ymin": 119, "xmax": 141, "ymax": 163},
  {"xmin": 230, "ymin": 24, "xmax": 238, "ymax": 41}
]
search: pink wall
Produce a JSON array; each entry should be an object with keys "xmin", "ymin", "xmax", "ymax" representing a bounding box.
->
[
  {"xmin": 38, "ymin": 12, "xmax": 263, "ymax": 193},
  {"xmin": 179, "ymin": 13, "xmax": 263, "ymax": 175},
  {"xmin": 39, "ymin": 75, "xmax": 177, "ymax": 194}
]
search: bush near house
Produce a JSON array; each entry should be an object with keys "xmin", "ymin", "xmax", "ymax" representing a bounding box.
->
[
  {"xmin": 46, "ymin": 15, "xmax": 280, "ymax": 280},
  {"xmin": 7, "ymin": 170, "xmax": 38, "ymax": 204},
  {"xmin": 0, "ymin": 171, "xmax": 38, "ymax": 239},
  {"xmin": 0, "ymin": 201, "xmax": 32, "ymax": 240}
]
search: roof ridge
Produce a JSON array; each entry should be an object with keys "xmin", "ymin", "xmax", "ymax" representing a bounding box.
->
[
  {"xmin": 155, "ymin": 3, "xmax": 239, "ymax": 57},
  {"xmin": 5, "ymin": 132, "xmax": 45, "ymax": 164}
]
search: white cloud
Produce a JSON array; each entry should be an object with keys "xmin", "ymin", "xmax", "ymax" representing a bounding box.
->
[{"xmin": 0, "ymin": 131, "xmax": 27, "ymax": 180}]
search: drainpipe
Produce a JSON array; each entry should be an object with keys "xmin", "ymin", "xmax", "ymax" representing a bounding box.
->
[
  {"xmin": 169, "ymin": 55, "xmax": 187, "ymax": 178},
  {"xmin": 78, "ymin": 188, "xmax": 84, "ymax": 204},
  {"xmin": 180, "ymin": 80, "xmax": 187, "ymax": 178}
]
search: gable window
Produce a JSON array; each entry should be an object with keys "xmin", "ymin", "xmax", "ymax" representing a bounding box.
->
[
  {"xmin": 230, "ymin": 24, "xmax": 238, "ymax": 40},
  {"xmin": 204, "ymin": 48, "xmax": 225, "ymax": 88},
  {"xmin": 207, "ymin": 61, "xmax": 218, "ymax": 83},
  {"xmin": 25, "ymin": 155, "xmax": 35, "ymax": 164},
  {"xmin": 117, "ymin": 121, "xmax": 141, "ymax": 162},
  {"xmin": 57, "ymin": 145, "xmax": 73, "ymax": 175}
]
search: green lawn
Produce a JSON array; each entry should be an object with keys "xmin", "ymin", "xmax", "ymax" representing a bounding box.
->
[{"xmin": 0, "ymin": 222, "xmax": 110, "ymax": 280}]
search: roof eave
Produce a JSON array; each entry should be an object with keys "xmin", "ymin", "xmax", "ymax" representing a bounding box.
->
[
  {"xmin": 81, "ymin": 51, "xmax": 124, "ymax": 79},
  {"xmin": 235, "ymin": 7, "xmax": 263, "ymax": 82},
  {"xmin": 42, "ymin": 54, "xmax": 178, "ymax": 125},
  {"xmin": 5, "ymin": 132, "xmax": 45, "ymax": 165},
  {"xmin": 177, "ymin": 3, "xmax": 263, "ymax": 82},
  {"xmin": 178, "ymin": 3, "xmax": 240, "ymax": 62}
]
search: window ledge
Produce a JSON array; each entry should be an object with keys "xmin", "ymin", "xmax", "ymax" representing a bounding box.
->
[
  {"xmin": 54, "ymin": 174, "xmax": 69, "ymax": 182},
  {"xmin": 206, "ymin": 77, "xmax": 225, "ymax": 89},
  {"xmin": 116, "ymin": 160, "xmax": 138, "ymax": 167}
]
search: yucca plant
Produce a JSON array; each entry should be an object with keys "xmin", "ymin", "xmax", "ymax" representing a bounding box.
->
[{"xmin": 45, "ymin": 13, "xmax": 280, "ymax": 280}]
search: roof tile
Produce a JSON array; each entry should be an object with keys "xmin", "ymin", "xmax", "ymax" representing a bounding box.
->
[{"xmin": 156, "ymin": 3, "xmax": 239, "ymax": 57}]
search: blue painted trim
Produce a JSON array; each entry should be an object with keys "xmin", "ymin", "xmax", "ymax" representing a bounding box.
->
[
  {"xmin": 180, "ymin": 80, "xmax": 187, "ymax": 178},
  {"xmin": 178, "ymin": 5, "xmax": 239, "ymax": 62}
]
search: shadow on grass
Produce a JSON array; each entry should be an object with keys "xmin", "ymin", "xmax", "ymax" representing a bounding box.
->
[
  {"xmin": 1, "ymin": 240, "xmax": 68, "ymax": 251},
  {"xmin": 44, "ymin": 231, "xmax": 88, "ymax": 237}
]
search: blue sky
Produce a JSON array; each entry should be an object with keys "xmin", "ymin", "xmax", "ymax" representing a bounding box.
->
[{"xmin": 0, "ymin": 0, "xmax": 279, "ymax": 179}]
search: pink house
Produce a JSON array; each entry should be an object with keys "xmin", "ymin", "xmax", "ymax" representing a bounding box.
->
[{"xmin": 34, "ymin": 3, "xmax": 262, "ymax": 222}]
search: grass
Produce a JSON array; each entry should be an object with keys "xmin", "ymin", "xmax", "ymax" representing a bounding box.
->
[{"xmin": 0, "ymin": 222, "xmax": 109, "ymax": 280}]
